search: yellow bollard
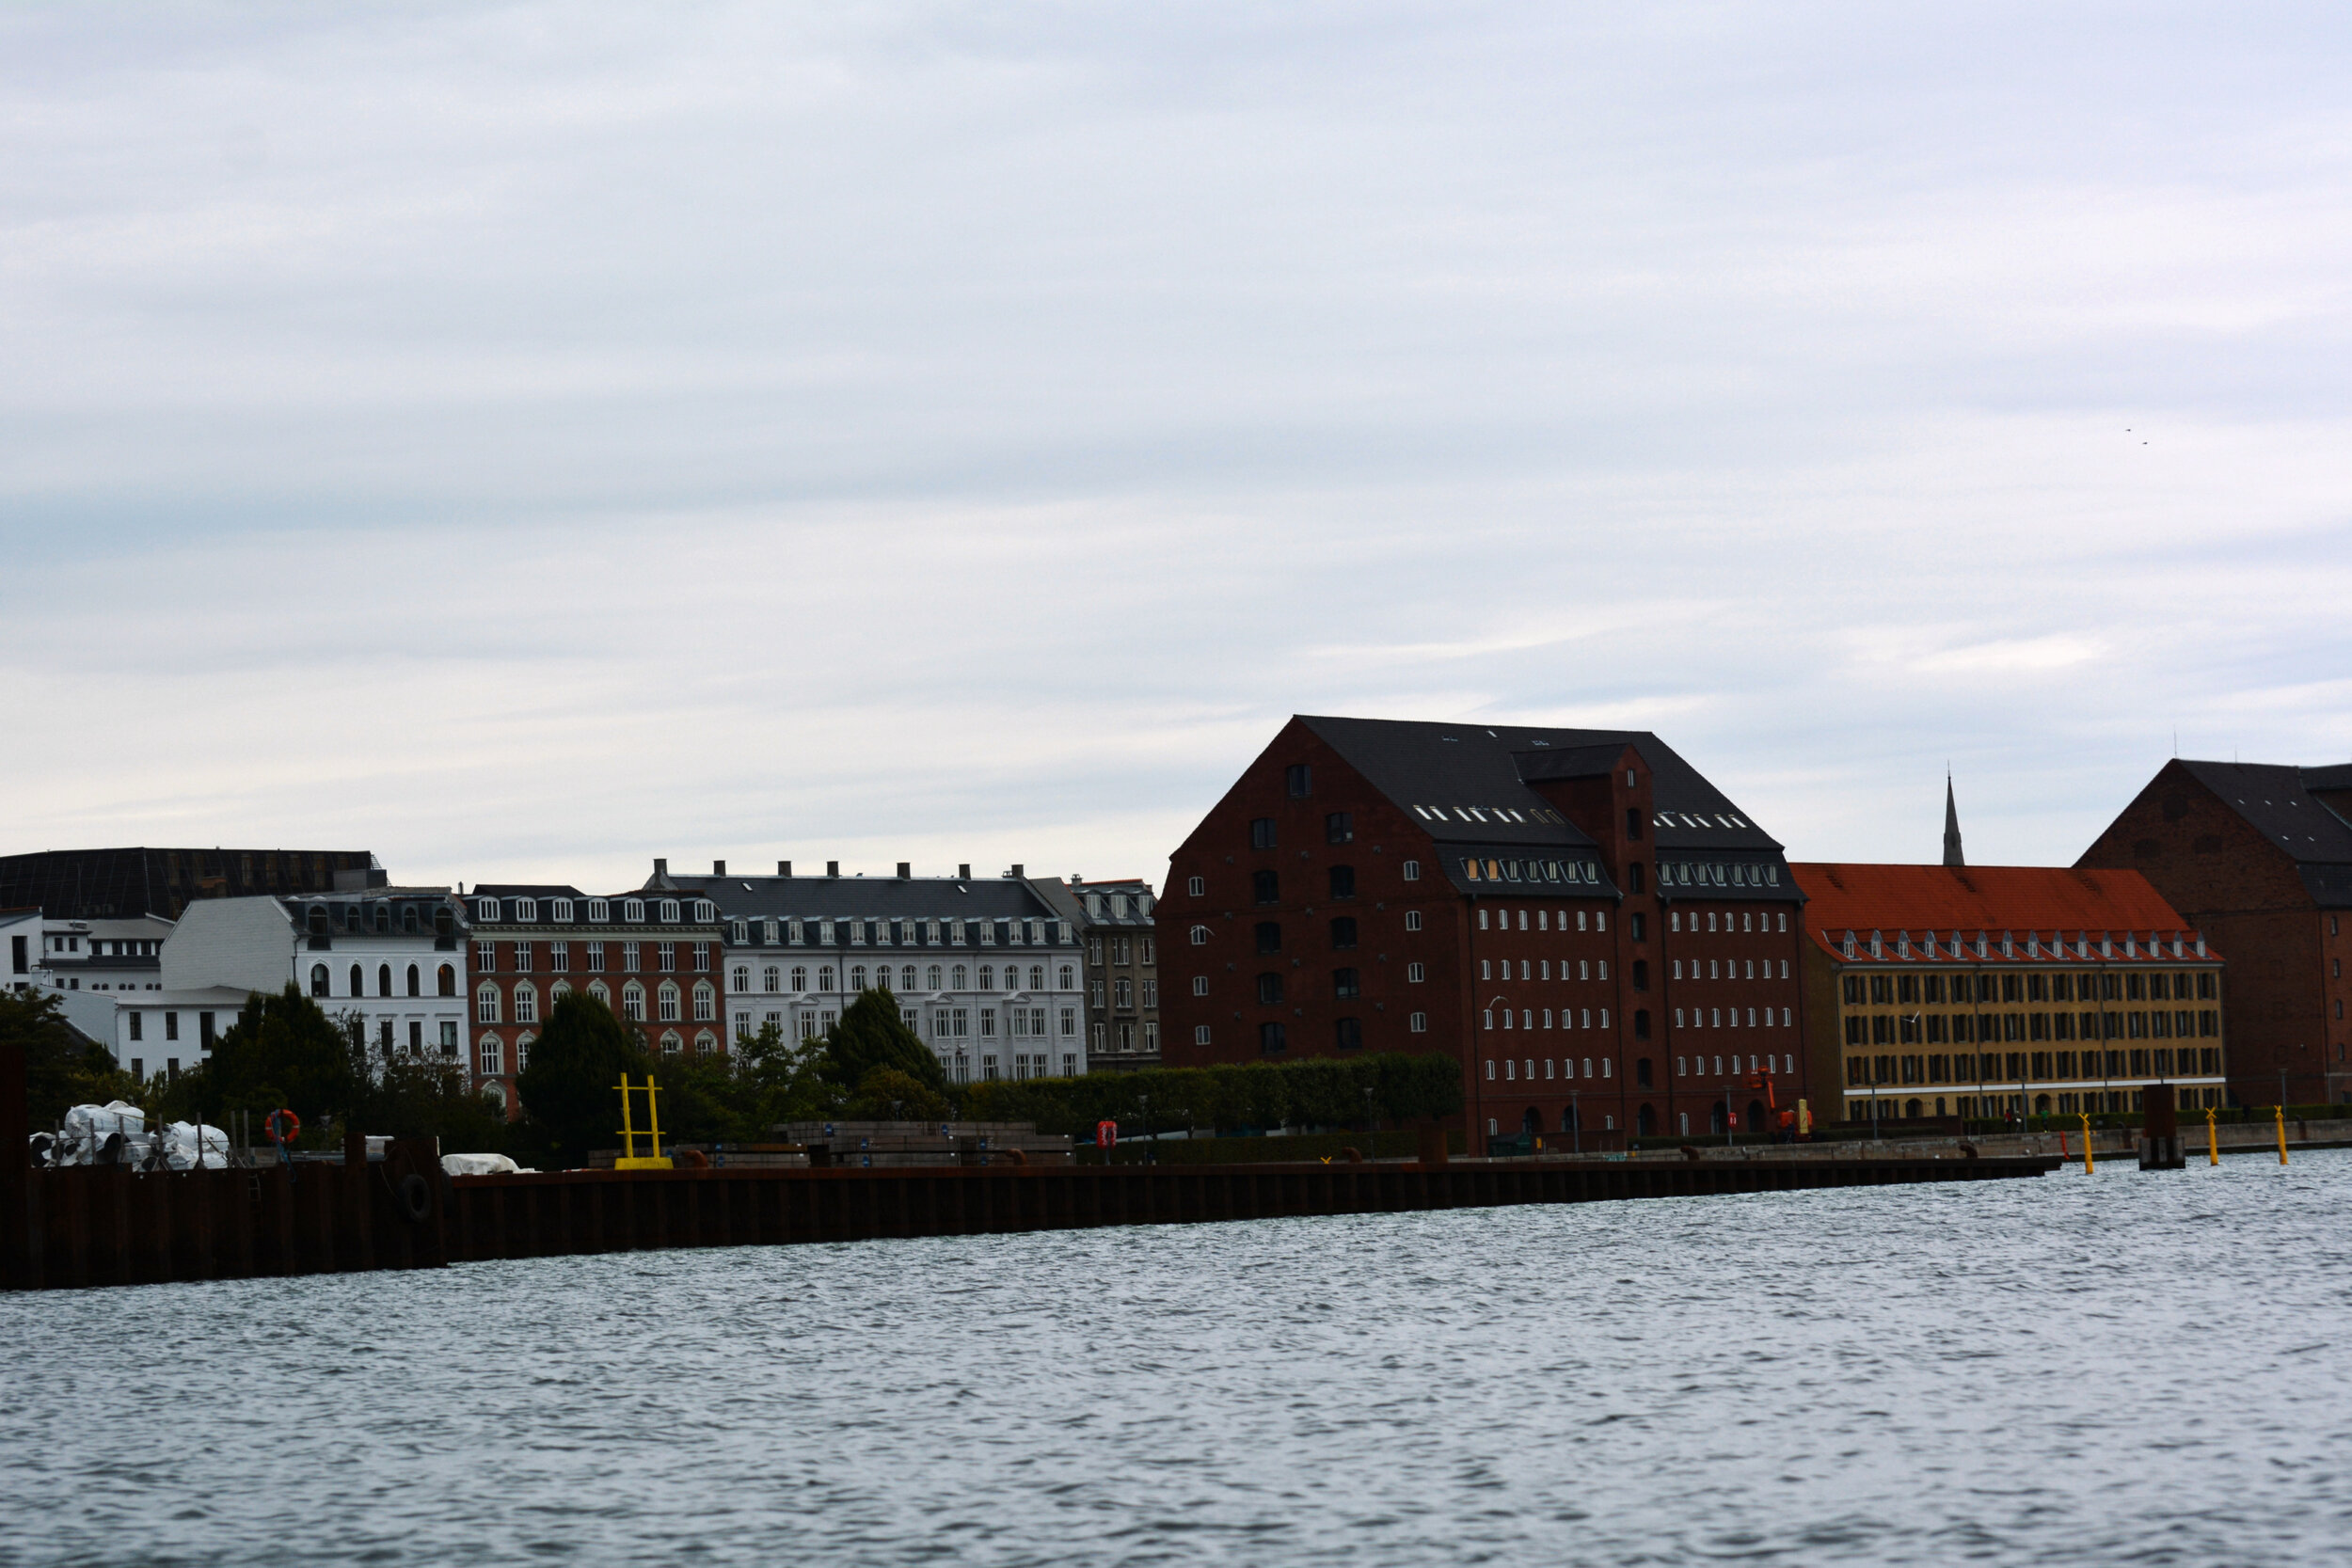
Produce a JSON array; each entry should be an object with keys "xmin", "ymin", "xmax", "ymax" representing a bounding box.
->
[
  {"xmin": 2206, "ymin": 1105, "xmax": 2218, "ymax": 1166},
  {"xmin": 2079, "ymin": 1112, "xmax": 2093, "ymax": 1174},
  {"xmin": 2276, "ymin": 1103, "xmax": 2289, "ymax": 1166}
]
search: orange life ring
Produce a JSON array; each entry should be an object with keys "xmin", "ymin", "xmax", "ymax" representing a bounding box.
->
[{"xmin": 265, "ymin": 1108, "xmax": 301, "ymax": 1145}]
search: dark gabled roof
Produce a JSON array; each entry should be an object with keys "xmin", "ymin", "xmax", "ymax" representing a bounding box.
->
[
  {"xmin": 1298, "ymin": 715, "xmax": 1782, "ymax": 852},
  {"xmin": 660, "ymin": 872, "xmax": 1064, "ymax": 926},
  {"xmin": 469, "ymin": 883, "xmax": 587, "ymax": 900},
  {"xmin": 2178, "ymin": 760, "xmax": 2352, "ymax": 867},
  {"xmin": 2300, "ymin": 763, "xmax": 2352, "ymax": 791}
]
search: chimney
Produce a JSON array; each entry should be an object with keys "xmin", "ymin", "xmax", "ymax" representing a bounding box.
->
[
  {"xmin": 653, "ymin": 858, "xmax": 668, "ymax": 877},
  {"xmin": 897, "ymin": 862, "xmax": 911, "ymax": 879},
  {"xmin": 714, "ymin": 860, "xmax": 726, "ymax": 877},
  {"xmin": 1009, "ymin": 863, "xmax": 1025, "ymax": 879},
  {"xmin": 778, "ymin": 860, "xmax": 791, "ymax": 878},
  {"xmin": 826, "ymin": 861, "xmax": 840, "ymax": 878},
  {"xmin": 958, "ymin": 863, "xmax": 971, "ymax": 880}
]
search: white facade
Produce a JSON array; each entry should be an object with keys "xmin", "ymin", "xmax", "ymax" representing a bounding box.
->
[
  {"xmin": 2, "ymin": 907, "xmax": 40, "ymax": 993},
  {"xmin": 32, "ymin": 914, "xmax": 174, "ymax": 994}
]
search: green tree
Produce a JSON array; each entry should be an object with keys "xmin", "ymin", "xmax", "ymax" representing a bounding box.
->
[
  {"xmin": 515, "ymin": 990, "xmax": 651, "ymax": 1166},
  {"xmin": 844, "ymin": 1065, "xmax": 951, "ymax": 1122},
  {"xmin": 351, "ymin": 1056, "xmax": 513, "ymax": 1153},
  {"xmin": 152, "ymin": 985, "xmax": 356, "ymax": 1140},
  {"xmin": 818, "ymin": 988, "xmax": 949, "ymax": 1097},
  {"xmin": 0, "ymin": 989, "xmax": 138, "ymax": 1129}
]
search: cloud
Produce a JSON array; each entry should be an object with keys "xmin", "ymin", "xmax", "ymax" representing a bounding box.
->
[{"xmin": 2, "ymin": 1, "xmax": 2350, "ymax": 887}]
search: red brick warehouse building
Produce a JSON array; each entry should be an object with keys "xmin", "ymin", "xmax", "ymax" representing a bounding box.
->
[{"xmin": 1160, "ymin": 716, "xmax": 1811, "ymax": 1151}]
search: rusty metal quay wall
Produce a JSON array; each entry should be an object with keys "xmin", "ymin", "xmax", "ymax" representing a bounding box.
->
[{"xmin": 4, "ymin": 1148, "xmax": 2059, "ymax": 1291}]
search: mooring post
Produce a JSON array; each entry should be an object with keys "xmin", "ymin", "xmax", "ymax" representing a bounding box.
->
[{"xmin": 2138, "ymin": 1084, "xmax": 2183, "ymax": 1171}]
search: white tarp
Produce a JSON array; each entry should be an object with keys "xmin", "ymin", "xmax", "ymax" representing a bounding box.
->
[
  {"xmin": 53, "ymin": 1101, "xmax": 149, "ymax": 1164},
  {"xmin": 162, "ymin": 1121, "xmax": 230, "ymax": 1170},
  {"xmin": 441, "ymin": 1152, "xmax": 524, "ymax": 1176}
]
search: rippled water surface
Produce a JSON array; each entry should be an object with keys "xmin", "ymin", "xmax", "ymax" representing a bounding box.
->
[{"xmin": 6, "ymin": 1151, "xmax": 2350, "ymax": 1566}]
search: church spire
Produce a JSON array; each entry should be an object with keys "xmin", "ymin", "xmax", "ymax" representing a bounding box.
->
[{"xmin": 1943, "ymin": 773, "xmax": 1964, "ymax": 867}]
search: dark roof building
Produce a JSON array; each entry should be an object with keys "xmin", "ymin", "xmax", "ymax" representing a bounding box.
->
[
  {"xmin": 1160, "ymin": 716, "xmax": 1813, "ymax": 1150},
  {"xmin": 0, "ymin": 847, "xmax": 381, "ymax": 921},
  {"xmin": 1029, "ymin": 876, "xmax": 1162, "ymax": 1070},
  {"xmin": 2079, "ymin": 758, "xmax": 2352, "ymax": 1104},
  {"xmin": 646, "ymin": 859, "xmax": 1089, "ymax": 1085}
]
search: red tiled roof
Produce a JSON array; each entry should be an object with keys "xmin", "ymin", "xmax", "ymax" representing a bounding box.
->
[{"xmin": 1788, "ymin": 863, "xmax": 2208, "ymax": 958}]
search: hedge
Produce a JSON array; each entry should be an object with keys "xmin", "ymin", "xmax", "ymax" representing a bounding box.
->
[{"xmin": 957, "ymin": 1052, "xmax": 1461, "ymax": 1137}]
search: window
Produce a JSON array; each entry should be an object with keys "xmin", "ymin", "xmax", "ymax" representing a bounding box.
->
[
  {"xmin": 1409, "ymin": 1012, "xmax": 1426, "ymax": 1032},
  {"xmin": 658, "ymin": 942, "xmax": 676, "ymax": 973},
  {"xmin": 1190, "ymin": 924, "xmax": 1211, "ymax": 945},
  {"xmin": 1286, "ymin": 764, "xmax": 1311, "ymax": 798},
  {"xmin": 693, "ymin": 982, "xmax": 715, "ymax": 1022},
  {"xmin": 1334, "ymin": 1017, "xmax": 1362, "ymax": 1050},
  {"xmin": 622, "ymin": 942, "xmax": 641, "ymax": 972},
  {"xmin": 791, "ymin": 965, "xmax": 808, "ymax": 991},
  {"xmin": 310, "ymin": 963, "xmax": 329, "ymax": 998},
  {"xmin": 475, "ymin": 939, "xmax": 497, "ymax": 974},
  {"xmin": 623, "ymin": 982, "xmax": 645, "ymax": 1022},
  {"xmin": 1402, "ymin": 860, "xmax": 1420, "ymax": 881},
  {"xmin": 1253, "ymin": 869, "xmax": 1279, "ymax": 904},
  {"xmin": 1405, "ymin": 910, "xmax": 1422, "ymax": 932},
  {"xmin": 1260, "ymin": 1021, "xmax": 1287, "ymax": 1053},
  {"xmin": 1140, "ymin": 977, "xmax": 1156, "ymax": 1006},
  {"xmin": 1257, "ymin": 973, "xmax": 1284, "ymax": 1005},
  {"xmin": 1328, "ymin": 865, "xmax": 1356, "ymax": 899},
  {"xmin": 513, "ymin": 984, "xmax": 539, "ymax": 1024},
  {"xmin": 1329, "ymin": 916, "xmax": 1359, "ymax": 949},
  {"xmin": 1250, "ymin": 817, "xmax": 1278, "ymax": 849},
  {"xmin": 1332, "ymin": 967, "xmax": 1360, "ymax": 999},
  {"xmin": 1255, "ymin": 922, "xmax": 1281, "ymax": 955},
  {"xmin": 586, "ymin": 942, "xmax": 606, "ymax": 974},
  {"xmin": 1187, "ymin": 876, "xmax": 1205, "ymax": 896},
  {"xmin": 1326, "ymin": 811, "xmax": 1353, "ymax": 844},
  {"xmin": 657, "ymin": 982, "xmax": 681, "ymax": 1022},
  {"xmin": 438, "ymin": 964, "xmax": 456, "ymax": 997},
  {"xmin": 476, "ymin": 985, "xmax": 501, "ymax": 1024},
  {"xmin": 1406, "ymin": 962, "xmax": 1425, "ymax": 983}
]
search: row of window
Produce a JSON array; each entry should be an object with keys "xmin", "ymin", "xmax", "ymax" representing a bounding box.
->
[
  {"xmin": 1674, "ymin": 1052, "xmax": 1793, "ymax": 1077},
  {"xmin": 300, "ymin": 902, "xmax": 448, "ymax": 937},
  {"xmin": 1844, "ymin": 970, "xmax": 2217, "ymax": 1006},
  {"xmin": 1673, "ymin": 958, "xmax": 1789, "ymax": 981},
  {"xmin": 1673, "ymin": 910, "xmax": 1785, "ymax": 934},
  {"xmin": 123, "ymin": 1009, "xmax": 218, "ymax": 1045},
  {"xmin": 1091, "ymin": 975, "xmax": 1157, "ymax": 1009},
  {"xmin": 478, "ymin": 978, "xmax": 716, "ymax": 1025},
  {"xmin": 1843, "ymin": 1009, "xmax": 2220, "ymax": 1045},
  {"xmin": 1486, "ymin": 1055, "xmax": 1617, "ymax": 1082},
  {"xmin": 1483, "ymin": 1006, "xmax": 1615, "ymax": 1031},
  {"xmin": 1090, "ymin": 1020, "xmax": 1161, "ymax": 1053},
  {"xmin": 1848, "ymin": 1047, "xmax": 2224, "ymax": 1086},
  {"xmin": 721, "ymin": 916, "xmax": 1071, "ymax": 948},
  {"xmin": 1410, "ymin": 801, "xmax": 1571, "ymax": 830},
  {"xmin": 1249, "ymin": 810, "xmax": 1359, "ymax": 847},
  {"xmin": 1089, "ymin": 936, "xmax": 1155, "ymax": 966},
  {"xmin": 723, "ymin": 1006, "xmax": 1079, "ymax": 1044},
  {"xmin": 310, "ymin": 961, "xmax": 458, "ymax": 999},
  {"xmin": 1477, "ymin": 907, "xmax": 1610, "ymax": 933},
  {"xmin": 1851, "ymin": 1089, "xmax": 2227, "ymax": 1118},
  {"xmin": 1189, "ymin": 1015, "xmax": 1430, "ymax": 1050},
  {"xmin": 1480, "ymin": 958, "xmax": 1612, "ymax": 982},
  {"xmin": 477, "ymin": 941, "xmax": 710, "ymax": 975},
  {"xmin": 1840, "ymin": 930, "xmax": 2201, "ymax": 962},
  {"xmin": 1657, "ymin": 861, "xmax": 1777, "ymax": 890},
  {"xmin": 1673, "ymin": 1006, "xmax": 1793, "ymax": 1029},
  {"xmin": 1462, "ymin": 857, "xmax": 1603, "ymax": 886},
  {"xmin": 478, "ymin": 896, "xmax": 716, "ymax": 926},
  {"xmin": 477, "ymin": 1026, "xmax": 721, "ymax": 1078}
]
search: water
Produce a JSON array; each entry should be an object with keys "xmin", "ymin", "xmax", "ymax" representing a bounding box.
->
[{"xmin": 5, "ymin": 1150, "xmax": 2348, "ymax": 1567}]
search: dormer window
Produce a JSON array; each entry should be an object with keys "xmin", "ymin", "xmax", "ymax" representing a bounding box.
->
[
  {"xmin": 587, "ymin": 899, "xmax": 610, "ymax": 922},
  {"xmin": 623, "ymin": 899, "xmax": 644, "ymax": 923},
  {"xmin": 730, "ymin": 920, "xmax": 749, "ymax": 943},
  {"xmin": 660, "ymin": 899, "xmax": 681, "ymax": 923},
  {"xmin": 307, "ymin": 906, "xmax": 327, "ymax": 935},
  {"xmin": 516, "ymin": 898, "xmax": 537, "ymax": 922},
  {"xmin": 693, "ymin": 900, "xmax": 715, "ymax": 923},
  {"xmin": 550, "ymin": 898, "xmax": 575, "ymax": 923},
  {"xmin": 345, "ymin": 904, "xmax": 364, "ymax": 931},
  {"xmin": 477, "ymin": 898, "xmax": 501, "ymax": 922},
  {"xmin": 372, "ymin": 904, "xmax": 390, "ymax": 932}
]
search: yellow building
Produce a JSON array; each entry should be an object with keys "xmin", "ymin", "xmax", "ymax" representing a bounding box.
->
[{"xmin": 1790, "ymin": 863, "xmax": 2227, "ymax": 1123}]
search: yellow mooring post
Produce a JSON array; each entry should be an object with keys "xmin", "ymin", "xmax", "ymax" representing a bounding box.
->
[
  {"xmin": 2276, "ymin": 1103, "xmax": 2289, "ymax": 1166},
  {"xmin": 614, "ymin": 1072, "xmax": 674, "ymax": 1170},
  {"xmin": 2207, "ymin": 1105, "xmax": 2219, "ymax": 1166},
  {"xmin": 2076, "ymin": 1112, "xmax": 2093, "ymax": 1173}
]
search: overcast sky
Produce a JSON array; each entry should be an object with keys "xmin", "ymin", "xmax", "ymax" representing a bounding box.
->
[{"xmin": 4, "ymin": 2, "xmax": 2348, "ymax": 893}]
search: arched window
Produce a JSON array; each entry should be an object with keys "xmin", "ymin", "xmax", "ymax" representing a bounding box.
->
[
  {"xmin": 349, "ymin": 963, "xmax": 364, "ymax": 996},
  {"xmin": 515, "ymin": 1033, "xmax": 534, "ymax": 1072},
  {"xmin": 1058, "ymin": 965, "xmax": 1074, "ymax": 990},
  {"xmin": 660, "ymin": 1030, "xmax": 683, "ymax": 1055},
  {"xmin": 818, "ymin": 966, "xmax": 834, "ymax": 991},
  {"xmin": 789, "ymin": 966, "xmax": 807, "ymax": 992},
  {"xmin": 514, "ymin": 983, "xmax": 538, "ymax": 1024},
  {"xmin": 979, "ymin": 965, "xmax": 993, "ymax": 990},
  {"xmin": 377, "ymin": 963, "xmax": 393, "ymax": 998},
  {"xmin": 657, "ymin": 981, "xmax": 680, "ymax": 1022},
  {"xmin": 694, "ymin": 1030, "xmax": 718, "ymax": 1055},
  {"xmin": 406, "ymin": 963, "xmax": 421, "ymax": 997},
  {"xmin": 952, "ymin": 965, "xmax": 968, "ymax": 989},
  {"xmin": 437, "ymin": 963, "xmax": 456, "ymax": 997},
  {"xmin": 692, "ymin": 981, "xmax": 715, "ymax": 1022},
  {"xmin": 928, "ymin": 964, "xmax": 944, "ymax": 990},
  {"xmin": 1028, "ymin": 965, "xmax": 1043, "ymax": 990},
  {"xmin": 764, "ymin": 966, "xmax": 780, "ymax": 993},
  {"xmin": 483, "ymin": 1079, "xmax": 509, "ymax": 1112},
  {"xmin": 850, "ymin": 965, "xmax": 867, "ymax": 990},
  {"xmin": 476, "ymin": 984, "xmax": 501, "ymax": 1024},
  {"xmin": 373, "ymin": 904, "xmax": 390, "ymax": 932},
  {"xmin": 900, "ymin": 965, "xmax": 916, "ymax": 990},
  {"xmin": 310, "ymin": 963, "xmax": 330, "ymax": 998},
  {"xmin": 549, "ymin": 980, "xmax": 571, "ymax": 1005},
  {"xmin": 478, "ymin": 1033, "xmax": 504, "ymax": 1076},
  {"xmin": 588, "ymin": 979, "xmax": 612, "ymax": 1008},
  {"xmin": 732, "ymin": 966, "xmax": 750, "ymax": 992},
  {"xmin": 622, "ymin": 981, "xmax": 645, "ymax": 1022}
]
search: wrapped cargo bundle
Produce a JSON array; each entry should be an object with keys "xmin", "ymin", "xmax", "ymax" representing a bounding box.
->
[
  {"xmin": 162, "ymin": 1121, "xmax": 230, "ymax": 1170},
  {"xmin": 53, "ymin": 1102, "xmax": 149, "ymax": 1166}
]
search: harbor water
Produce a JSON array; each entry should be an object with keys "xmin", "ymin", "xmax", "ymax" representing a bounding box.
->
[{"xmin": 4, "ymin": 1148, "xmax": 2347, "ymax": 1566}]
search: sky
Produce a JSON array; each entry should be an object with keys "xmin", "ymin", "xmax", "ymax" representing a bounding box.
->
[{"xmin": 4, "ymin": 2, "xmax": 2349, "ymax": 894}]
